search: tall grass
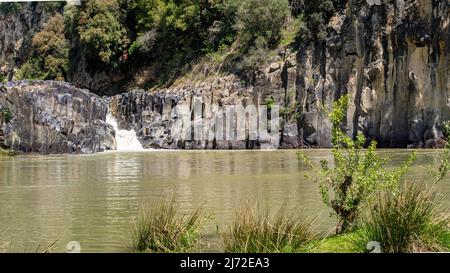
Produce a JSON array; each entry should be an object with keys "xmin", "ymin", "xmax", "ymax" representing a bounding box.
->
[
  {"xmin": 131, "ymin": 199, "xmax": 202, "ymax": 253},
  {"xmin": 222, "ymin": 204, "xmax": 317, "ymax": 253},
  {"xmin": 357, "ymin": 183, "xmax": 450, "ymax": 253}
]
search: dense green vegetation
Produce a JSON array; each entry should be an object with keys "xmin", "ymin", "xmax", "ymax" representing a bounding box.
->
[
  {"xmin": 76, "ymin": 0, "xmax": 129, "ymax": 68},
  {"xmin": 0, "ymin": 107, "xmax": 13, "ymax": 124},
  {"xmin": 6, "ymin": 0, "xmax": 343, "ymax": 90},
  {"xmin": 300, "ymin": 0, "xmax": 345, "ymax": 42},
  {"xmin": 0, "ymin": 3, "xmax": 22, "ymax": 15},
  {"xmin": 17, "ymin": 14, "xmax": 69, "ymax": 81}
]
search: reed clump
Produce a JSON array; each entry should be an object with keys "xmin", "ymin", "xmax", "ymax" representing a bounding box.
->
[
  {"xmin": 357, "ymin": 183, "xmax": 450, "ymax": 253},
  {"xmin": 131, "ymin": 199, "xmax": 202, "ymax": 253},
  {"xmin": 222, "ymin": 204, "xmax": 317, "ymax": 253}
]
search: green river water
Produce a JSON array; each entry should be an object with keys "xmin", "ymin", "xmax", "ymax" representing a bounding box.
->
[{"xmin": 0, "ymin": 150, "xmax": 449, "ymax": 252}]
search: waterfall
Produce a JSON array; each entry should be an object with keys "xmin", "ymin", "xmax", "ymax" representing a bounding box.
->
[{"xmin": 106, "ymin": 113, "xmax": 144, "ymax": 151}]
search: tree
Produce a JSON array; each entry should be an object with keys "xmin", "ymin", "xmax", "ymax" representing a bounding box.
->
[
  {"xmin": 235, "ymin": 0, "xmax": 290, "ymax": 49},
  {"xmin": 0, "ymin": 3, "xmax": 22, "ymax": 15},
  {"xmin": 77, "ymin": 0, "xmax": 129, "ymax": 67},
  {"xmin": 301, "ymin": 0, "xmax": 342, "ymax": 42},
  {"xmin": 32, "ymin": 13, "xmax": 70, "ymax": 81},
  {"xmin": 299, "ymin": 95, "xmax": 416, "ymax": 234}
]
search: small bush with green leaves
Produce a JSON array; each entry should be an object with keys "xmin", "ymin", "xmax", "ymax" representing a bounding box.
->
[
  {"xmin": 0, "ymin": 107, "xmax": 13, "ymax": 124},
  {"xmin": 299, "ymin": 95, "xmax": 416, "ymax": 234},
  {"xmin": 131, "ymin": 199, "xmax": 202, "ymax": 253},
  {"xmin": 222, "ymin": 204, "xmax": 316, "ymax": 253},
  {"xmin": 441, "ymin": 121, "xmax": 450, "ymax": 141},
  {"xmin": 15, "ymin": 59, "xmax": 47, "ymax": 80}
]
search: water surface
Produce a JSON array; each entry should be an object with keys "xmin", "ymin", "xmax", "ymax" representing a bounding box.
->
[{"xmin": 0, "ymin": 150, "xmax": 448, "ymax": 252}]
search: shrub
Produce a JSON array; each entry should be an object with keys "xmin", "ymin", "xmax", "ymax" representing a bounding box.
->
[
  {"xmin": 301, "ymin": 0, "xmax": 343, "ymax": 42},
  {"xmin": 235, "ymin": 0, "xmax": 290, "ymax": 49},
  {"xmin": 129, "ymin": 29, "xmax": 157, "ymax": 55},
  {"xmin": 15, "ymin": 59, "xmax": 47, "ymax": 80},
  {"xmin": 299, "ymin": 95, "xmax": 416, "ymax": 233},
  {"xmin": 0, "ymin": 3, "xmax": 22, "ymax": 15},
  {"xmin": 212, "ymin": 0, "xmax": 291, "ymax": 72},
  {"xmin": 357, "ymin": 183, "xmax": 450, "ymax": 253},
  {"xmin": 131, "ymin": 199, "xmax": 202, "ymax": 252},
  {"xmin": 0, "ymin": 148, "xmax": 19, "ymax": 157},
  {"xmin": 77, "ymin": 0, "xmax": 129, "ymax": 67},
  {"xmin": 0, "ymin": 107, "xmax": 13, "ymax": 124},
  {"xmin": 222, "ymin": 204, "xmax": 316, "ymax": 253},
  {"xmin": 32, "ymin": 14, "xmax": 70, "ymax": 81},
  {"xmin": 441, "ymin": 121, "xmax": 450, "ymax": 141},
  {"xmin": 280, "ymin": 15, "xmax": 304, "ymax": 47}
]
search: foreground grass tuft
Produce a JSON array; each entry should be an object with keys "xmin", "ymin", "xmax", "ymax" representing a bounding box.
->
[
  {"xmin": 301, "ymin": 232, "xmax": 364, "ymax": 253},
  {"xmin": 356, "ymin": 183, "xmax": 450, "ymax": 253},
  {"xmin": 222, "ymin": 204, "xmax": 317, "ymax": 253},
  {"xmin": 131, "ymin": 199, "xmax": 202, "ymax": 253}
]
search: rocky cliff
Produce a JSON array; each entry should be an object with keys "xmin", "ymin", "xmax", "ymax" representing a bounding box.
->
[
  {"xmin": 109, "ymin": 72, "xmax": 295, "ymax": 149},
  {"xmin": 0, "ymin": 0, "xmax": 448, "ymax": 153},
  {"xmin": 0, "ymin": 81, "xmax": 115, "ymax": 154},
  {"xmin": 0, "ymin": 3, "xmax": 57, "ymax": 80},
  {"xmin": 110, "ymin": 0, "xmax": 449, "ymax": 149},
  {"xmin": 295, "ymin": 0, "xmax": 449, "ymax": 148}
]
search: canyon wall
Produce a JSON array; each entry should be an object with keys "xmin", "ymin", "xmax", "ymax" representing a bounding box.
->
[
  {"xmin": 0, "ymin": 0, "xmax": 448, "ymax": 153},
  {"xmin": 110, "ymin": 0, "xmax": 449, "ymax": 149},
  {"xmin": 295, "ymin": 0, "xmax": 449, "ymax": 148},
  {"xmin": 109, "ymin": 71, "xmax": 297, "ymax": 149},
  {"xmin": 0, "ymin": 3, "xmax": 56, "ymax": 79},
  {"xmin": 0, "ymin": 81, "xmax": 115, "ymax": 153}
]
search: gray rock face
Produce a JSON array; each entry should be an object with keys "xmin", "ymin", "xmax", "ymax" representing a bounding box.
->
[
  {"xmin": 109, "ymin": 74, "xmax": 295, "ymax": 149},
  {"xmin": 110, "ymin": 0, "xmax": 449, "ymax": 149},
  {"xmin": 0, "ymin": 81, "xmax": 115, "ymax": 154},
  {"xmin": 0, "ymin": 1, "xmax": 447, "ymax": 152},
  {"xmin": 0, "ymin": 3, "xmax": 55, "ymax": 78},
  {"xmin": 295, "ymin": 0, "xmax": 449, "ymax": 148}
]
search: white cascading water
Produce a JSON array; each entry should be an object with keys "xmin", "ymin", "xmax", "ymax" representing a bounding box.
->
[{"xmin": 106, "ymin": 113, "xmax": 144, "ymax": 151}]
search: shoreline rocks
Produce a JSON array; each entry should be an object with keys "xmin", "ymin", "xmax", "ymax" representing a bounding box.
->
[{"xmin": 0, "ymin": 81, "xmax": 115, "ymax": 154}]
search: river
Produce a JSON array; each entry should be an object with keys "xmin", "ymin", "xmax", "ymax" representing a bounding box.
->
[{"xmin": 0, "ymin": 150, "xmax": 449, "ymax": 252}]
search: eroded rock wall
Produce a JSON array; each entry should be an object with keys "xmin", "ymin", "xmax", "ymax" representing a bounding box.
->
[
  {"xmin": 0, "ymin": 1, "xmax": 447, "ymax": 152},
  {"xmin": 110, "ymin": 0, "xmax": 449, "ymax": 149},
  {"xmin": 0, "ymin": 3, "xmax": 56, "ymax": 78},
  {"xmin": 0, "ymin": 81, "xmax": 115, "ymax": 154},
  {"xmin": 296, "ymin": 0, "xmax": 449, "ymax": 148},
  {"xmin": 109, "ymin": 71, "xmax": 299, "ymax": 149}
]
